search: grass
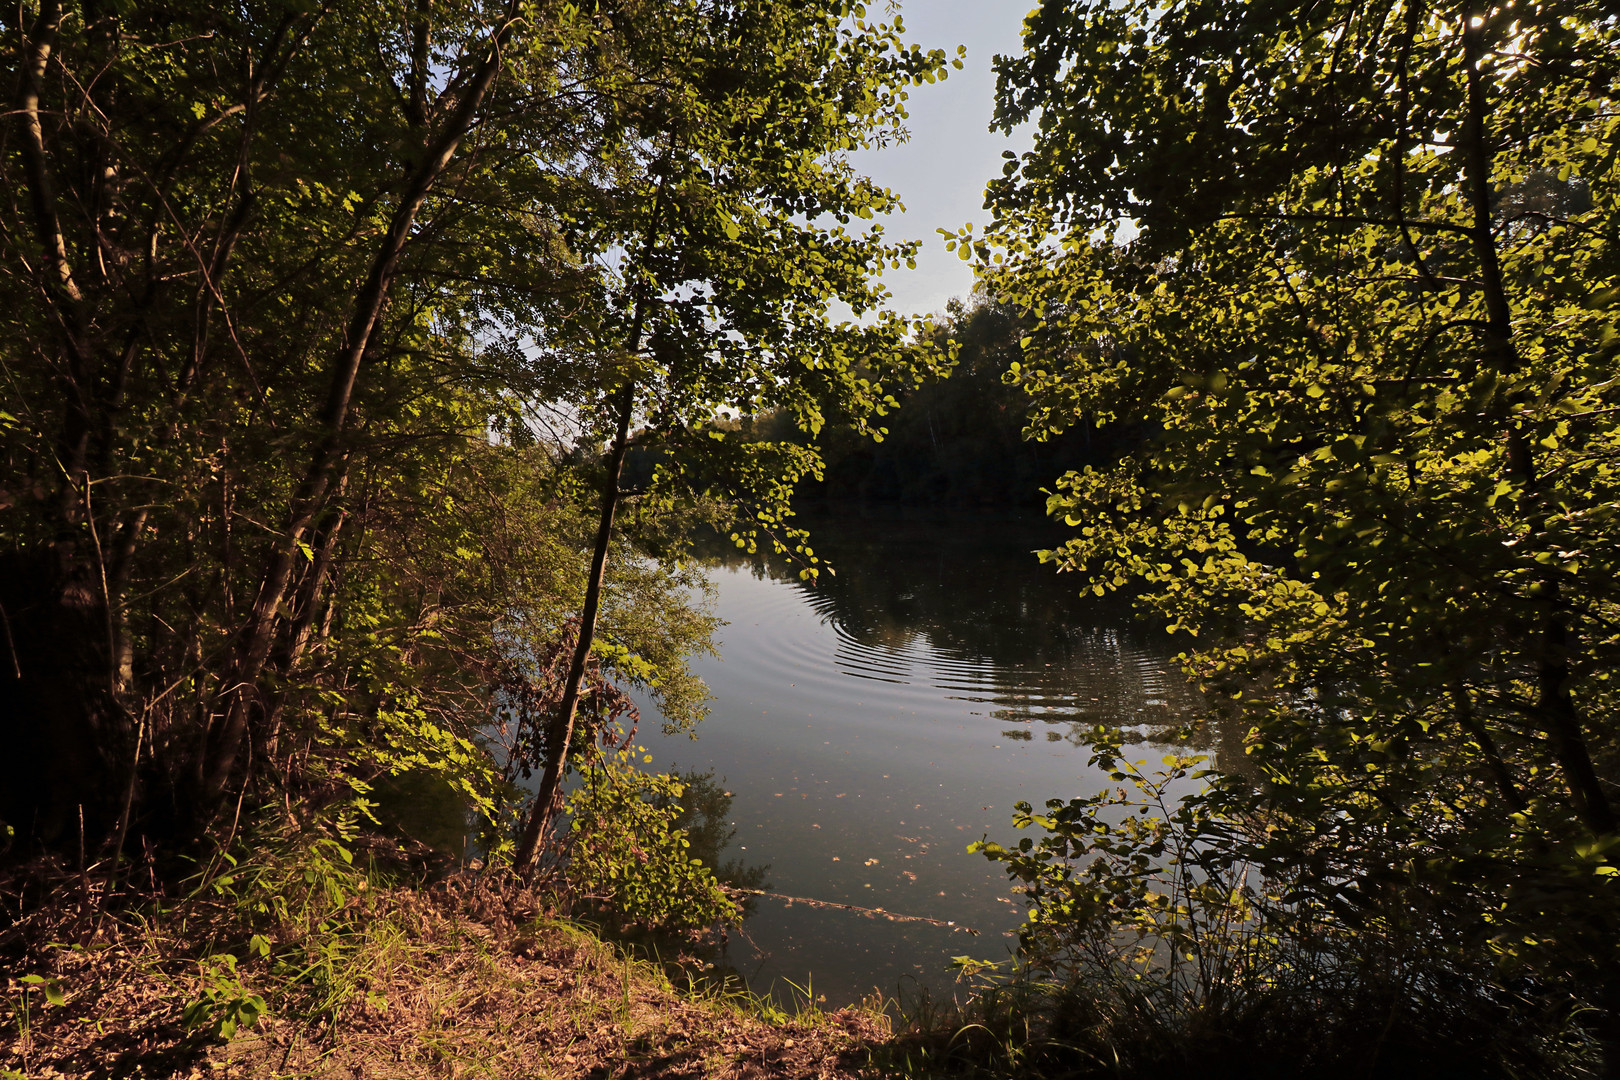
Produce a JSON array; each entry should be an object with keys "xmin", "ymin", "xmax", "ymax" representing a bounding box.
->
[
  {"xmin": 859, "ymin": 952, "xmax": 1607, "ymax": 1080},
  {"xmin": 13, "ymin": 823, "xmax": 1586, "ymax": 1080},
  {"xmin": 0, "ymin": 840, "xmax": 896, "ymax": 1080}
]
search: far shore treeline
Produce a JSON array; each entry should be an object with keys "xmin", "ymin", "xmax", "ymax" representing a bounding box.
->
[{"xmin": 624, "ymin": 293, "xmax": 1143, "ymax": 510}]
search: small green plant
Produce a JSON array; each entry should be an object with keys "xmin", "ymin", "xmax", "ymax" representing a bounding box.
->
[
  {"xmin": 968, "ymin": 730, "xmax": 1603, "ymax": 1077},
  {"xmin": 972, "ymin": 736, "xmax": 1262, "ymax": 1018},
  {"xmin": 10, "ymin": 971, "xmax": 67, "ymax": 1053},
  {"xmin": 563, "ymin": 748, "xmax": 741, "ymax": 934},
  {"xmin": 18, "ymin": 974, "xmax": 65, "ymax": 1008},
  {"xmin": 179, "ymin": 813, "xmax": 395, "ymax": 1040},
  {"xmin": 182, "ymin": 954, "xmax": 266, "ymax": 1039}
]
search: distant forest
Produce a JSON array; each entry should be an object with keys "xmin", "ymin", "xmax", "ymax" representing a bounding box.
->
[{"xmin": 735, "ymin": 295, "xmax": 1137, "ymax": 508}]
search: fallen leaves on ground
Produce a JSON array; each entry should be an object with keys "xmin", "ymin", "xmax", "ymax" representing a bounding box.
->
[{"xmin": 2, "ymin": 872, "xmax": 891, "ymax": 1080}]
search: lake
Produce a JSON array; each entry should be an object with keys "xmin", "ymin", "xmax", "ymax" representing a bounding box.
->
[{"xmin": 629, "ymin": 507, "xmax": 1206, "ymax": 1008}]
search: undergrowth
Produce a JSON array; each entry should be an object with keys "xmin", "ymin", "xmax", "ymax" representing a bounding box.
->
[
  {"xmin": 866, "ymin": 742, "xmax": 1604, "ymax": 1080},
  {"xmin": 0, "ymin": 817, "xmax": 491, "ymax": 1074},
  {"xmin": 0, "ymin": 809, "xmax": 891, "ymax": 1080}
]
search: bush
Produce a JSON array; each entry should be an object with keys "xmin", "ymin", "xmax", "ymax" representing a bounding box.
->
[
  {"xmin": 969, "ymin": 733, "xmax": 1601, "ymax": 1078},
  {"xmin": 563, "ymin": 750, "xmax": 741, "ymax": 935}
]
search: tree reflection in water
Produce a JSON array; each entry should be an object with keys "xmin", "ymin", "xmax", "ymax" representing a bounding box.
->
[{"xmin": 695, "ymin": 506, "xmax": 1212, "ymax": 755}]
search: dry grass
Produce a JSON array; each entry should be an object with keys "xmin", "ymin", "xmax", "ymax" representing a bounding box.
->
[{"xmin": 1, "ymin": 868, "xmax": 892, "ymax": 1080}]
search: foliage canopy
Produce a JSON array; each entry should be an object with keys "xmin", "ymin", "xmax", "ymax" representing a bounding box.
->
[
  {"xmin": 0, "ymin": 0, "xmax": 944, "ymax": 884},
  {"xmin": 971, "ymin": 0, "xmax": 1620, "ymax": 1068}
]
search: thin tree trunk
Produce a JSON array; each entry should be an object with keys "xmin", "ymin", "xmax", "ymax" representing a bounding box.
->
[
  {"xmin": 262, "ymin": 471, "xmax": 350, "ymax": 762},
  {"xmin": 1460, "ymin": 9, "xmax": 1615, "ymax": 838},
  {"xmin": 1449, "ymin": 683, "xmax": 1526, "ymax": 814},
  {"xmin": 512, "ymin": 376, "xmax": 639, "ymax": 872},
  {"xmin": 509, "ymin": 155, "xmax": 671, "ymax": 873},
  {"xmin": 15, "ymin": 0, "xmax": 82, "ymax": 313},
  {"xmin": 1535, "ymin": 619, "xmax": 1616, "ymax": 835},
  {"xmin": 14, "ymin": 0, "xmax": 92, "ymax": 510},
  {"xmin": 5, "ymin": 3, "xmax": 143, "ymax": 852}
]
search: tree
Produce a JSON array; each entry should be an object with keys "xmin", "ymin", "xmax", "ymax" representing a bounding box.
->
[
  {"xmin": 973, "ymin": 0, "xmax": 1620, "ymax": 1066},
  {"xmin": 0, "ymin": 0, "xmax": 724, "ymax": 858},
  {"xmin": 509, "ymin": 0, "xmax": 952, "ymax": 869},
  {"xmin": 0, "ymin": 0, "xmax": 951, "ymax": 877},
  {"xmin": 794, "ymin": 290, "xmax": 1138, "ymax": 506}
]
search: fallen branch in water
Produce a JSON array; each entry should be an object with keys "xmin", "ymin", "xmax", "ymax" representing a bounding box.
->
[{"xmin": 724, "ymin": 887, "xmax": 979, "ymax": 934}]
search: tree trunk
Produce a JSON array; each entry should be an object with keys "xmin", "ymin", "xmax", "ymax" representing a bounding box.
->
[
  {"xmin": 510, "ymin": 157, "xmax": 670, "ymax": 874},
  {"xmin": 1464, "ymin": 16, "xmax": 1619, "ymax": 1062},
  {"xmin": 512, "ymin": 378, "xmax": 638, "ymax": 873},
  {"xmin": 197, "ymin": 0, "xmax": 523, "ymax": 814},
  {"xmin": 0, "ymin": 545, "xmax": 132, "ymax": 853},
  {"xmin": 1460, "ymin": 9, "xmax": 1615, "ymax": 839}
]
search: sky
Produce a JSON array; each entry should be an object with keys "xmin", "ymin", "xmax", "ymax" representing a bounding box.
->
[{"xmin": 849, "ymin": 0, "xmax": 1038, "ymax": 319}]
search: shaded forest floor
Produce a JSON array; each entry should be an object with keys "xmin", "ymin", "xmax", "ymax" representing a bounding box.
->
[
  {"xmin": 1, "ymin": 869, "xmax": 894, "ymax": 1080},
  {"xmin": 9, "ymin": 859, "xmax": 1588, "ymax": 1080}
]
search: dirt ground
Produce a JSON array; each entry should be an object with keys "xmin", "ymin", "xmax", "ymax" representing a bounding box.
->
[{"xmin": 1, "ymin": 878, "xmax": 894, "ymax": 1080}]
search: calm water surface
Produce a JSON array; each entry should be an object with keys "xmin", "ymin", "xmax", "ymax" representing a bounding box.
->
[{"xmin": 632, "ymin": 509, "xmax": 1203, "ymax": 1007}]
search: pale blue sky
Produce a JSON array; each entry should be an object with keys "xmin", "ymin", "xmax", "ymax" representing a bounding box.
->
[{"xmin": 852, "ymin": 0, "xmax": 1036, "ymax": 317}]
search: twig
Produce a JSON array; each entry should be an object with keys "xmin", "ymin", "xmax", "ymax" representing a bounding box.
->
[{"xmin": 723, "ymin": 887, "xmax": 979, "ymax": 934}]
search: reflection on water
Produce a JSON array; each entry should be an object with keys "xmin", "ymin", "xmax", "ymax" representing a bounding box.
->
[
  {"xmin": 632, "ymin": 507, "xmax": 1203, "ymax": 1007},
  {"xmin": 717, "ymin": 509, "xmax": 1201, "ymax": 744},
  {"xmin": 670, "ymin": 769, "xmax": 771, "ymax": 907}
]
